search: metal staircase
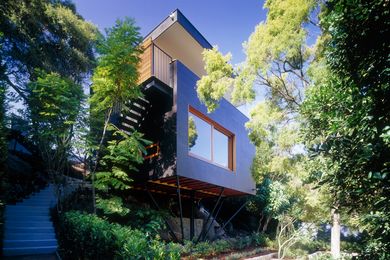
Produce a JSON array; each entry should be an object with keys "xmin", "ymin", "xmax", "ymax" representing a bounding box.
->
[{"xmin": 120, "ymin": 97, "xmax": 151, "ymax": 134}]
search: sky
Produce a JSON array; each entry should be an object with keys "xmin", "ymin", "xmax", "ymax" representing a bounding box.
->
[{"xmin": 72, "ymin": 0, "xmax": 267, "ymax": 65}]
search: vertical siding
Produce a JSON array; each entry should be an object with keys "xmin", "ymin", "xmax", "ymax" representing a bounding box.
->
[
  {"xmin": 137, "ymin": 39, "xmax": 172, "ymax": 87},
  {"xmin": 153, "ymin": 45, "xmax": 172, "ymax": 86}
]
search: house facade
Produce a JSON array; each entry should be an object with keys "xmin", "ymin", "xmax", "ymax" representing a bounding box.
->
[{"xmin": 118, "ymin": 9, "xmax": 255, "ymax": 199}]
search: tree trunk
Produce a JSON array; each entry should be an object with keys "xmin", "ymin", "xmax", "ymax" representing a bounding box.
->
[
  {"xmin": 262, "ymin": 215, "xmax": 272, "ymax": 233},
  {"xmin": 331, "ymin": 208, "xmax": 341, "ymax": 259},
  {"xmin": 91, "ymin": 107, "xmax": 113, "ymax": 214},
  {"xmin": 257, "ymin": 213, "xmax": 265, "ymax": 233}
]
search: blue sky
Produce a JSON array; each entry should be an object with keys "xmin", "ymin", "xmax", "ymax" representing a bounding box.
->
[{"xmin": 72, "ymin": 0, "xmax": 267, "ymax": 65}]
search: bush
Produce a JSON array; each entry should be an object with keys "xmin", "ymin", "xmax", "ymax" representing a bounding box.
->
[{"xmin": 59, "ymin": 211, "xmax": 180, "ymax": 260}]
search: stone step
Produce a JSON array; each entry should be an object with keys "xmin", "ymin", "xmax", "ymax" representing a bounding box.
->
[
  {"xmin": 5, "ymin": 221, "xmax": 53, "ymax": 228},
  {"xmin": 6, "ymin": 207, "xmax": 50, "ymax": 213},
  {"xmin": 4, "ymin": 239, "xmax": 58, "ymax": 248},
  {"xmin": 6, "ymin": 205, "xmax": 49, "ymax": 210},
  {"xmin": 4, "ymin": 232, "xmax": 56, "ymax": 240},
  {"xmin": 20, "ymin": 202, "xmax": 55, "ymax": 207},
  {"xmin": 5, "ymin": 212, "xmax": 50, "ymax": 218},
  {"xmin": 5, "ymin": 226, "xmax": 55, "ymax": 233},
  {"xmin": 2, "ymin": 184, "xmax": 60, "ymax": 256},
  {"xmin": 3, "ymin": 246, "xmax": 57, "ymax": 256},
  {"xmin": 27, "ymin": 195, "xmax": 55, "ymax": 200},
  {"xmin": 4, "ymin": 215, "xmax": 51, "ymax": 222},
  {"xmin": 5, "ymin": 211, "xmax": 50, "ymax": 217}
]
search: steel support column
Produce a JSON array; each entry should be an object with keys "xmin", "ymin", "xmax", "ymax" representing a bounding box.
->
[
  {"xmin": 146, "ymin": 189, "xmax": 179, "ymax": 243},
  {"xmin": 202, "ymin": 197, "xmax": 225, "ymax": 242},
  {"xmin": 221, "ymin": 201, "xmax": 249, "ymax": 230},
  {"xmin": 196, "ymin": 187, "xmax": 224, "ymax": 243},
  {"xmin": 176, "ymin": 175, "xmax": 184, "ymax": 241},
  {"xmin": 190, "ymin": 191, "xmax": 195, "ymax": 240}
]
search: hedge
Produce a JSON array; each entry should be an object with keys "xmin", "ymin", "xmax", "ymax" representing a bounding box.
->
[{"xmin": 59, "ymin": 211, "xmax": 180, "ymax": 260}]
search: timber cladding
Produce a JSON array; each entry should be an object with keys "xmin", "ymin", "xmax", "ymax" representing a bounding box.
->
[{"xmin": 137, "ymin": 38, "xmax": 153, "ymax": 84}]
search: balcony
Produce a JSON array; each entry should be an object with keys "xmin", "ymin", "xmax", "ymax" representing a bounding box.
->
[{"xmin": 138, "ymin": 38, "xmax": 172, "ymax": 87}]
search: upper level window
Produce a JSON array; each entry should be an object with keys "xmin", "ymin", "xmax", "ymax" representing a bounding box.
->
[{"xmin": 188, "ymin": 107, "xmax": 234, "ymax": 170}]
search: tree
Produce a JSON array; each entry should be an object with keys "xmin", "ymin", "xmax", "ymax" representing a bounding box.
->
[
  {"xmin": 89, "ymin": 17, "xmax": 143, "ymax": 213},
  {"xmin": 301, "ymin": 0, "xmax": 390, "ymax": 257},
  {"xmin": 0, "ymin": 0, "xmax": 98, "ymax": 100},
  {"xmin": 197, "ymin": 0, "xmax": 316, "ymax": 113},
  {"xmin": 196, "ymin": 0, "xmax": 328, "ymax": 254},
  {"xmin": 0, "ymin": 30, "xmax": 7, "ymax": 190},
  {"xmin": 27, "ymin": 71, "xmax": 83, "ymax": 184},
  {"xmin": 0, "ymin": 78, "xmax": 7, "ymax": 206}
]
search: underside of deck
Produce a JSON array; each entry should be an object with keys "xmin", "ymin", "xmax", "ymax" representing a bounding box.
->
[{"xmin": 133, "ymin": 175, "xmax": 248, "ymax": 200}]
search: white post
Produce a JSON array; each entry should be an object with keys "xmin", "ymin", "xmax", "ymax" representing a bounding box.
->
[{"xmin": 331, "ymin": 209, "xmax": 341, "ymax": 259}]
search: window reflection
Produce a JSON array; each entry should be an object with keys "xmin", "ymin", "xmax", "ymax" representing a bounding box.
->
[
  {"xmin": 188, "ymin": 112, "xmax": 211, "ymax": 160},
  {"xmin": 188, "ymin": 109, "xmax": 233, "ymax": 170},
  {"xmin": 213, "ymin": 129, "xmax": 228, "ymax": 167}
]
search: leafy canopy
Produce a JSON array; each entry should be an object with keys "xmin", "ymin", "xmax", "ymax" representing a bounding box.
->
[
  {"xmin": 0, "ymin": 0, "xmax": 98, "ymax": 99},
  {"xmin": 197, "ymin": 0, "xmax": 316, "ymax": 113},
  {"xmin": 27, "ymin": 70, "xmax": 83, "ymax": 176},
  {"xmin": 89, "ymin": 17, "xmax": 143, "ymax": 113},
  {"xmin": 302, "ymin": 0, "xmax": 390, "ymax": 256}
]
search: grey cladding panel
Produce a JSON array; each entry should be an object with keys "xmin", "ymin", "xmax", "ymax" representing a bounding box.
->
[{"xmin": 175, "ymin": 61, "xmax": 255, "ymax": 195}]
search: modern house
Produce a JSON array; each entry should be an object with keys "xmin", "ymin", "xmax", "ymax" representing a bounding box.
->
[
  {"xmin": 116, "ymin": 9, "xmax": 256, "ymax": 240},
  {"xmin": 118, "ymin": 9, "xmax": 255, "ymax": 199}
]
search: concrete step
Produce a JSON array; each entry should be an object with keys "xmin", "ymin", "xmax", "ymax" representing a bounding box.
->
[
  {"xmin": 5, "ymin": 221, "xmax": 53, "ymax": 228},
  {"xmin": 6, "ymin": 207, "xmax": 50, "ymax": 213},
  {"xmin": 27, "ymin": 195, "xmax": 55, "ymax": 200},
  {"xmin": 2, "ymin": 184, "xmax": 60, "ymax": 256},
  {"xmin": 5, "ymin": 211, "xmax": 50, "ymax": 217},
  {"xmin": 4, "ymin": 232, "xmax": 56, "ymax": 240},
  {"xmin": 3, "ymin": 246, "xmax": 57, "ymax": 256},
  {"xmin": 5, "ymin": 226, "xmax": 55, "ymax": 233},
  {"xmin": 6, "ymin": 205, "xmax": 49, "ymax": 210},
  {"xmin": 4, "ymin": 215, "xmax": 51, "ymax": 222},
  {"xmin": 4, "ymin": 239, "xmax": 58, "ymax": 248},
  {"xmin": 4, "ymin": 210, "xmax": 50, "ymax": 219},
  {"xmin": 21, "ymin": 202, "xmax": 55, "ymax": 207}
]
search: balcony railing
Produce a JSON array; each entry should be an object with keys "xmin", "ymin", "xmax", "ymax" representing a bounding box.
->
[{"xmin": 138, "ymin": 39, "xmax": 172, "ymax": 87}]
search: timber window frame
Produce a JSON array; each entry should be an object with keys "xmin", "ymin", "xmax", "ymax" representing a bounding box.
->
[{"xmin": 188, "ymin": 106, "xmax": 235, "ymax": 171}]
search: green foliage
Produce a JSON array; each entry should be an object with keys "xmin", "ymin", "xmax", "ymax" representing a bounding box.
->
[
  {"xmin": 197, "ymin": 0, "xmax": 316, "ymax": 112},
  {"xmin": 27, "ymin": 70, "xmax": 83, "ymax": 176},
  {"xmin": 90, "ymin": 17, "xmax": 142, "ymax": 114},
  {"xmin": 59, "ymin": 211, "xmax": 180, "ymax": 260},
  {"xmin": 95, "ymin": 129, "xmax": 150, "ymax": 215},
  {"xmin": 246, "ymin": 101, "xmax": 299, "ymax": 182},
  {"xmin": 196, "ymin": 47, "xmax": 234, "ymax": 112},
  {"xmin": 233, "ymin": 0, "xmax": 314, "ymax": 108},
  {"xmin": 0, "ymin": 0, "xmax": 98, "ymax": 99},
  {"xmin": 24, "ymin": 70, "xmax": 83, "ymax": 187},
  {"xmin": 88, "ymin": 18, "xmax": 143, "ymax": 215},
  {"xmin": 28, "ymin": 70, "xmax": 83, "ymax": 136},
  {"xmin": 302, "ymin": 0, "xmax": 390, "ymax": 257},
  {"xmin": 188, "ymin": 115, "xmax": 198, "ymax": 148},
  {"xmin": 182, "ymin": 233, "xmax": 268, "ymax": 258},
  {"xmin": 96, "ymin": 196, "xmax": 130, "ymax": 216}
]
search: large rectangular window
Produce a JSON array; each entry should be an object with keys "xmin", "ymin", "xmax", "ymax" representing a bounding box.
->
[{"xmin": 188, "ymin": 107, "xmax": 235, "ymax": 170}]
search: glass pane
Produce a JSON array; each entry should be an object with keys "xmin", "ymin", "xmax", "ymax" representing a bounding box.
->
[
  {"xmin": 188, "ymin": 112, "xmax": 211, "ymax": 160},
  {"xmin": 213, "ymin": 129, "xmax": 229, "ymax": 167}
]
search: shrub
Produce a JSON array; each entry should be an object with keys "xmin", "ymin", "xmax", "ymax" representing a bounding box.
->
[{"xmin": 59, "ymin": 211, "xmax": 180, "ymax": 260}]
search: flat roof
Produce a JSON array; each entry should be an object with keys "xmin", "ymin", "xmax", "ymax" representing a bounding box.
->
[{"xmin": 143, "ymin": 9, "xmax": 212, "ymax": 49}]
